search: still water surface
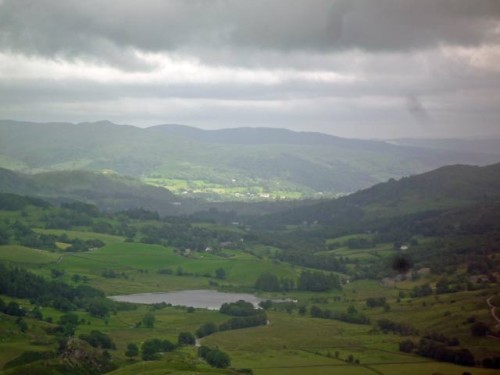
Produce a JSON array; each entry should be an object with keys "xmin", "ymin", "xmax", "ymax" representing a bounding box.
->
[{"xmin": 109, "ymin": 289, "xmax": 267, "ymax": 310}]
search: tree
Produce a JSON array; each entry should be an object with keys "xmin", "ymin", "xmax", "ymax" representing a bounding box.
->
[
  {"xmin": 5, "ymin": 302, "xmax": 25, "ymax": 317},
  {"xmin": 297, "ymin": 271, "xmax": 340, "ymax": 292},
  {"xmin": 215, "ymin": 268, "xmax": 226, "ymax": 280},
  {"xmin": 141, "ymin": 338, "xmax": 175, "ymax": 360},
  {"xmin": 198, "ymin": 346, "xmax": 231, "ymax": 368},
  {"xmin": 196, "ymin": 322, "xmax": 218, "ymax": 338},
  {"xmin": 399, "ymin": 339, "xmax": 415, "ymax": 353},
  {"xmin": 471, "ymin": 321, "xmax": 489, "ymax": 337},
  {"xmin": 125, "ymin": 343, "xmax": 139, "ymax": 358},
  {"xmin": 79, "ymin": 330, "xmax": 116, "ymax": 349},
  {"xmin": 206, "ymin": 349, "xmax": 231, "ymax": 368},
  {"xmin": 142, "ymin": 312, "xmax": 155, "ymax": 328},
  {"xmin": 178, "ymin": 331, "xmax": 195, "ymax": 346},
  {"xmin": 254, "ymin": 272, "xmax": 280, "ymax": 292}
]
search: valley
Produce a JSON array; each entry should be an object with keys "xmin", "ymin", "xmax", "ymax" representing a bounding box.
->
[
  {"xmin": 0, "ymin": 161, "xmax": 499, "ymax": 374},
  {"xmin": 2, "ymin": 1, "xmax": 500, "ymax": 374},
  {"xmin": 2, "ymin": 120, "xmax": 499, "ymax": 202}
]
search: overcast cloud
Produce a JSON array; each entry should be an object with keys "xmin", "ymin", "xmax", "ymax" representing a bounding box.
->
[{"xmin": 0, "ymin": 0, "xmax": 499, "ymax": 138}]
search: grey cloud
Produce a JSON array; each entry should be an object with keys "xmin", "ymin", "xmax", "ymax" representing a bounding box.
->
[
  {"xmin": 405, "ymin": 95, "xmax": 432, "ymax": 124},
  {"xmin": 0, "ymin": 0, "xmax": 499, "ymax": 69}
]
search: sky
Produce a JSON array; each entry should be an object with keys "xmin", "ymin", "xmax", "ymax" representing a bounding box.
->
[{"xmin": 0, "ymin": 0, "xmax": 499, "ymax": 139}]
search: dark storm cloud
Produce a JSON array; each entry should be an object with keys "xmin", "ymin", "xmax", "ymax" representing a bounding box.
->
[
  {"xmin": 0, "ymin": 0, "xmax": 499, "ymax": 68},
  {"xmin": 0, "ymin": 0, "xmax": 499, "ymax": 139}
]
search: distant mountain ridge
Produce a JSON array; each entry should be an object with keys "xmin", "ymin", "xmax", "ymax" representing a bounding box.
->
[
  {"xmin": 149, "ymin": 124, "xmax": 392, "ymax": 148},
  {"xmin": 1, "ymin": 119, "xmax": 498, "ymax": 200}
]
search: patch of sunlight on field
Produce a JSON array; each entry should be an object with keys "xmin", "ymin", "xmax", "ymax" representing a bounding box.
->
[{"xmin": 0, "ymin": 245, "xmax": 58, "ymax": 264}]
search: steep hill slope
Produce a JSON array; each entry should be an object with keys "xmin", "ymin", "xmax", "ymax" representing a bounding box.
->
[{"xmin": 264, "ymin": 162, "xmax": 500, "ymax": 226}]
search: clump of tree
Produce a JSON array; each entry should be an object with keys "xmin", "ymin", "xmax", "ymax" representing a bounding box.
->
[
  {"xmin": 410, "ymin": 283, "xmax": 433, "ymax": 297},
  {"xmin": 215, "ymin": 268, "xmax": 226, "ymax": 280},
  {"xmin": 310, "ymin": 305, "xmax": 369, "ymax": 325},
  {"xmin": 141, "ymin": 312, "xmax": 155, "ymax": 328},
  {"xmin": 298, "ymin": 271, "xmax": 341, "ymax": 292},
  {"xmin": 58, "ymin": 312, "xmax": 80, "ymax": 336},
  {"xmin": 366, "ymin": 297, "xmax": 386, "ymax": 308},
  {"xmin": 64, "ymin": 237, "xmax": 105, "ymax": 252},
  {"xmin": 470, "ymin": 321, "xmax": 490, "ymax": 337},
  {"xmin": 423, "ymin": 332, "xmax": 459, "ymax": 346},
  {"xmin": 482, "ymin": 356, "xmax": 500, "ymax": 369},
  {"xmin": 219, "ymin": 313, "xmax": 267, "ymax": 331},
  {"xmin": 196, "ymin": 322, "xmax": 219, "ymax": 338},
  {"xmin": 0, "ymin": 263, "xmax": 112, "ymax": 317},
  {"xmin": 0, "ymin": 299, "xmax": 26, "ymax": 317},
  {"xmin": 79, "ymin": 330, "xmax": 116, "ymax": 350},
  {"xmin": 254, "ymin": 272, "xmax": 294, "ymax": 292},
  {"xmin": 377, "ymin": 319, "xmax": 418, "ymax": 336},
  {"xmin": 198, "ymin": 346, "xmax": 231, "ymax": 368},
  {"xmin": 141, "ymin": 338, "xmax": 175, "ymax": 360},
  {"xmin": 125, "ymin": 343, "xmax": 139, "ymax": 359},
  {"xmin": 196, "ymin": 303, "xmax": 267, "ymax": 338},
  {"xmin": 220, "ymin": 300, "xmax": 257, "ymax": 316},
  {"xmin": 177, "ymin": 332, "xmax": 195, "ymax": 346},
  {"xmin": 399, "ymin": 338, "xmax": 475, "ymax": 367},
  {"xmin": 218, "ymin": 300, "xmax": 267, "ymax": 331}
]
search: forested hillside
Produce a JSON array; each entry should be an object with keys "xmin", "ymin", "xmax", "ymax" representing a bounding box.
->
[{"xmin": 1, "ymin": 120, "xmax": 498, "ymax": 200}]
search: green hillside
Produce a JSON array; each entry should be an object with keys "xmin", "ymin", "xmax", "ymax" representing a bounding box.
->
[
  {"xmin": 265, "ymin": 162, "xmax": 500, "ymax": 226},
  {"xmin": 1, "ymin": 120, "xmax": 498, "ymax": 201},
  {"xmin": 0, "ymin": 185, "xmax": 499, "ymax": 375},
  {"xmin": 1, "ymin": 146, "xmax": 500, "ymax": 375}
]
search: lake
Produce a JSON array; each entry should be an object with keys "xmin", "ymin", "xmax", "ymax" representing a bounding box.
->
[{"xmin": 109, "ymin": 289, "xmax": 270, "ymax": 310}]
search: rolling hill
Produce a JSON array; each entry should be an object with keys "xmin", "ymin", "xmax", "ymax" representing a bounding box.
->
[
  {"xmin": 1, "ymin": 120, "xmax": 498, "ymax": 201},
  {"xmin": 0, "ymin": 168, "xmax": 185, "ymax": 215},
  {"xmin": 261, "ymin": 162, "xmax": 500, "ymax": 227}
]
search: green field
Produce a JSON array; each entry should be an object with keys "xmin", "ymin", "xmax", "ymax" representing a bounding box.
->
[{"xmin": 1, "ymin": 199, "xmax": 500, "ymax": 375}]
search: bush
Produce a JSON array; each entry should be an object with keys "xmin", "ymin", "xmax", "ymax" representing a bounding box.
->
[
  {"xmin": 177, "ymin": 332, "xmax": 195, "ymax": 346},
  {"xmin": 125, "ymin": 343, "xmax": 139, "ymax": 358},
  {"xmin": 79, "ymin": 330, "xmax": 116, "ymax": 349},
  {"xmin": 196, "ymin": 322, "xmax": 218, "ymax": 338},
  {"xmin": 470, "ymin": 321, "xmax": 489, "ymax": 337},
  {"xmin": 220, "ymin": 300, "xmax": 257, "ymax": 316},
  {"xmin": 141, "ymin": 338, "xmax": 175, "ymax": 360},
  {"xmin": 198, "ymin": 346, "xmax": 231, "ymax": 368}
]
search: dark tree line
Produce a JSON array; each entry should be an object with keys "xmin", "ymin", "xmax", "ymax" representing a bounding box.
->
[
  {"xmin": 298, "ymin": 271, "xmax": 341, "ymax": 292},
  {"xmin": 195, "ymin": 303, "xmax": 267, "ymax": 339},
  {"xmin": 254, "ymin": 273, "xmax": 294, "ymax": 292},
  {"xmin": 254, "ymin": 270, "xmax": 341, "ymax": 293},
  {"xmin": 0, "ymin": 220, "xmax": 104, "ymax": 252},
  {"xmin": 310, "ymin": 305, "xmax": 370, "ymax": 325},
  {"xmin": 0, "ymin": 263, "xmax": 114, "ymax": 317},
  {"xmin": 377, "ymin": 319, "xmax": 418, "ymax": 336},
  {"xmin": 400, "ymin": 338, "xmax": 475, "ymax": 367}
]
